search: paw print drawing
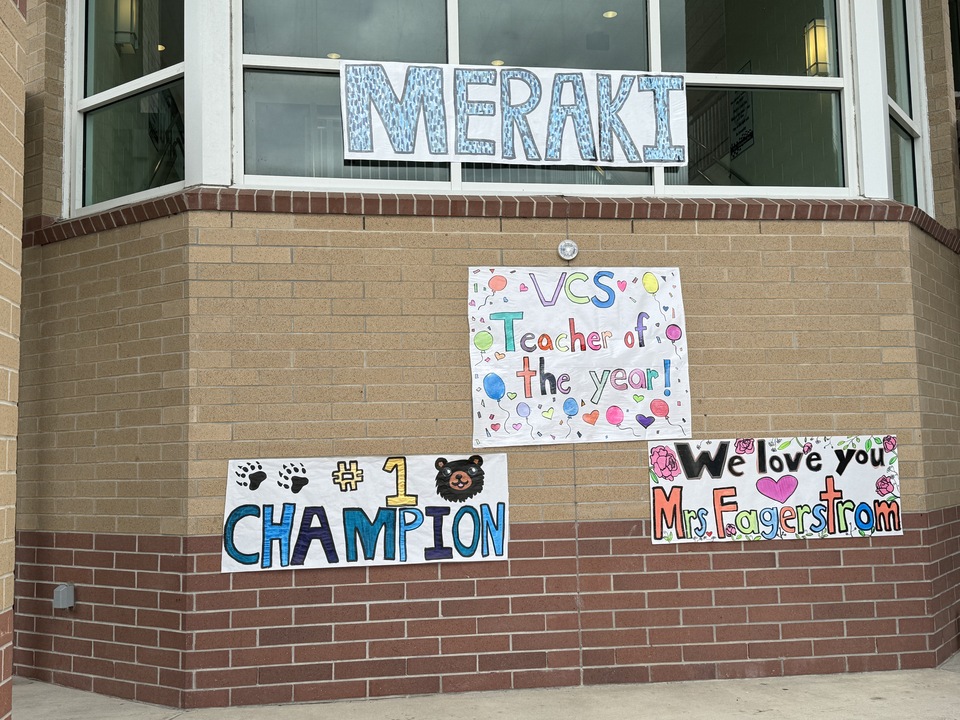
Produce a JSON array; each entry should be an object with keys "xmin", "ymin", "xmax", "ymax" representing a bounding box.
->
[
  {"xmin": 279, "ymin": 463, "xmax": 309, "ymax": 494},
  {"xmin": 235, "ymin": 461, "xmax": 267, "ymax": 490}
]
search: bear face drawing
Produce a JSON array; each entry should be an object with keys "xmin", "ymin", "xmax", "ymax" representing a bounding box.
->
[{"xmin": 435, "ymin": 455, "xmax": 485, "ymax": 502}]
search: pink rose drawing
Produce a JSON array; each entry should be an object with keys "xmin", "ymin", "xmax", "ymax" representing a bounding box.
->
[
  {"xmin": 802, "ymin": 442, "xmax": 813, "ymax": 454},
  {"xmin": 650, "ymin": 445, "xmax": 681, "ymax": 482},
  {"xmin": 876, "ymin": 476, "xmax": 896, "ymax": 497},
  {"xmin": 725, "ymin": 523, "xmax": 738, "ymax": 537},
  {"xmin": 883, "ymin": 435, "xmax": 897, "ymax": 453},
  {"xmin": 734, "ymin": 438, "xmax": 755, "ymax": 455}
]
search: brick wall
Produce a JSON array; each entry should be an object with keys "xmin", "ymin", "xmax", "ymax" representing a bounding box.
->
[
  {"xmin": 22, "ymin": 0, "xmax": 65, "ymax": 225},
  {"xmin": 18, "ymin": 214, "xmax": 190, "ymax": 535},
  {"xmin": 0, "ymin": 0, "xmax": 23, "ymax": 717},
  {"xmin": 13, "ymin": 511, "xmax": 960, "ymax": 707}
]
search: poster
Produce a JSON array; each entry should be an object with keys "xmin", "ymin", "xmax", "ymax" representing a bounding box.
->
[
  {"xmin": 222, "ymin": 453, "xmax": 508, "ymax": 573},
  {"xmin": 341, "ymin": 61, "xmax": 687, "ymax": 167},
  {"xmin": 649, "ymin": 435, "xmax": 902, "ymax": 543},
  {"xmin": 469, "ymin": 267, "xmax": 690, "ymax": 448}
]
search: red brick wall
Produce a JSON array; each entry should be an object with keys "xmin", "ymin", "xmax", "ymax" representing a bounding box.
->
[{"xmin": 14, "ymin": 510, "xmax": 960, "ymax": 709}]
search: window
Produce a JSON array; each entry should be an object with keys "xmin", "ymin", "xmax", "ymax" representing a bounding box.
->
[
  {"xmin": 68, "ymin": 1, "xmax": 932, "ymax": 212},
  {"xmin": 239, "ymin": 0, "xmax": 849, "ymax": 196},
  {"xmin": 78, "ymin": 0, "xmax": 184, "ymax": 207}
]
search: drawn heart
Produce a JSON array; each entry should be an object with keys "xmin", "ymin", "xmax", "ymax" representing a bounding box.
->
[
  {"xmin": 507, "ymin": 392, "xmax": 517, "ymax": 400},
  {"xmin": 542, "ymin": 408, "xmax": 555, "ymax": 420},
  {"xmin": 617, "ymin": 280, "xmax": 627, "ymax": 292},
  {"xmin": 512, "ymin": 423, "xmax": 522, "ymax": 431},
  {"xmin": 756, "ymin": 475, "xmax": 798, "ymax": 504},
  {"xmin": 469, "ymin": 300, "xmax": 476, "ymax": 306},
  {"xmin": 519, "ymin": 283, "xmax": 528, "ymax": 292},
  {"xmin": 495, "ymin": 352, "xmax": 505, "ymax": 360},
  {"xmin": 633, "ymin": 394, "xmax": 645, "ymax": 403},
  {"xmin": 491, "ymin": 423, "xmax": 501, "ymax": 431},
  {"xmin": 583, "ymin": 410, "xmax": 600, "ymax": 425},
  {"xmin": 636, "ymin": 414, "xmax": 654, "ymax": 428}
]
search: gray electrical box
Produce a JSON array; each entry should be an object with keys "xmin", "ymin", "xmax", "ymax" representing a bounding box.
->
[{"xmin": 52, "ymin": 583, "xmax": 75, "ymax": 609}]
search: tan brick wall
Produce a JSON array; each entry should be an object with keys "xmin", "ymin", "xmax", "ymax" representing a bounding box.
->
[
  {"xmin": 909, "ymin": 224, "xmax": 960, "ymax": 511},
  {"xmin": 0, "ymin": 0, "xmax": 23, "ymax": 617},
  {"xmin": 18, "ymin": 214, "xmax": 189, "ymax": 535},
  {"xmin": 19, "ymin": 211, "xmax": 956, "ymax": 536},
  {"xmin": 921, "ymin": 0, "xmax": 960, "ymax": 229},
  {"xmin": 23, "ymin": 0, "xmax": 64, "ymax": 221}
]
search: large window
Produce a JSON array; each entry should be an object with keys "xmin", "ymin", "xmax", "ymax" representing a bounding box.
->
[
  {"xmin": 70, "ymin": 1, "xmax": 931, "ymax": 212},
  {"xmin": 79, "ymin": 0, "xmax": 184, "ymax": 207}
]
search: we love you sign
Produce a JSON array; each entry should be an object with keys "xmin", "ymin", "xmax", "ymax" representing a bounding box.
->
[{"xmin": 649, "ymin": 435, "xmax": 902, "ymax": 544}]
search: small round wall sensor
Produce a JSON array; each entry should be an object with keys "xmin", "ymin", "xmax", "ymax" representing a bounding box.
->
[{"xmin": 558, "ymin": 239, "xmax": 579, "ymax": 261}]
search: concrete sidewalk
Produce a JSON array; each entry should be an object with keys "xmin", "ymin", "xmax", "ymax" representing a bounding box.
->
[{"xmin": 13, "ymin": 654, "xmax": 960, "ymax": 720}]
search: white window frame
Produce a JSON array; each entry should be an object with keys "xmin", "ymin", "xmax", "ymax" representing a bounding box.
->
[{"xmin": 64, "ymin": 0, "xmax": 933, "ymax": 216}]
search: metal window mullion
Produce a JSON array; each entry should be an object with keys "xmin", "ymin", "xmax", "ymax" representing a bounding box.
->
[
  {"xmin": 903, "ymin": 0, "xmax": 934, "ymax": 213},
  {"xmin": 66, "ymin": 0, "xmax": 83, "ymax": 215},
  {"xmin": 850, "ymin": 0, "xmax": 892, "ymax": 200},
  {"xmin": 242, "ymin": 54, "xmax": 341, "ymax": 72},
  {"xmin": 233, "ymin": 0, "xmax": 246, "ymax": 186},
  {"xmin": 447, "ymin": 0, "xmax": 462, "ymax": 192},
  {"xmin": 76, "ymin": 63, "xmax": 185, "ymax": 113},
  {"xmin": 185, "ymin": 0, "xmax": 232, "ymax": 187},
  {"xmin": 837, "ymin": 0, "xmax": 860, "ymax": 198},
  {"xmin": 680, "ymin": 72, "xmax": 844, "ymax": 90}
]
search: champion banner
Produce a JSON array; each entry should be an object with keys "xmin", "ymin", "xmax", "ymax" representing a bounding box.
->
[{"xmin": 222, "ymin": 453, "xmax": 508, "ymax": 572}]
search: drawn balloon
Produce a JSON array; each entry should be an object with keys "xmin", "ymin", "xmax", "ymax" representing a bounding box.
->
[
  {"xmin": 483, "ymin": 373, "xmax": 506, "ymax": 401},
  {"xmin": 641, "ymin": 272, "xmax": 659, "ymax": 294}
]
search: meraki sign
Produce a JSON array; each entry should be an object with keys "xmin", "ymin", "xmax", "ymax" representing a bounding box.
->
[{"xmin": 340, "ymin": 61, "xmax": 687, "ymax": 167}]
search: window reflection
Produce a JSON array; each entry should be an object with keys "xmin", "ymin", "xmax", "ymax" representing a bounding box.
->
[
  {"xmin": 661, "ymin": 0, "xmax": 839, "ymax": 76},
  {"xmin": 84, "ymin": 81, "xmax": 185, "ymax": 205},
  {"xmin": 243, "ymin": 0, "xmax": 447, "ymax": 62},
  {"xmin": 244, "ymin": 71, "xmax": 448, "ymax": 181},
  {"xmin": 666, "ymin": 88, "xmax": 843, "ymax": 187},
  {"xmin": 458, "ymin": 0, "xmax": 648, "ymax": 70},
  {"xmin": 85, "ymin": 0, "xmax": 183, "ymax": 96}
]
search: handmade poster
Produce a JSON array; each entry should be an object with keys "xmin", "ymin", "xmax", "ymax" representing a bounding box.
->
[
  {"xmin": 470, "ymin": 267, "xmax": 690, "ymax": 448},
  {"xmin": 222, "ymin": 453, "xmax": 508, "ymax": 573},
  {"xmin": 341, "ymin": 61, "xmax": 687, "ymax": 167},
  {"xmin": 649, "ymin": 435, "xmax": 902, "ymax": 543}
]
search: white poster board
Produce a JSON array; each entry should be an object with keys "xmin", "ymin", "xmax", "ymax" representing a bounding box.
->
[
  {"xmin": 649, "ymin": 436, "xmax": 902, "ymax": 543},
  {"xmin": 222, "ymin": 453, "xmax": 508, "ymax": 572},
  {"xmin": 341, "ymin": 61, "xmax": 687, "ymax": 167},
  {"xmin": 470, "ymin": 267, "xmax": 690, "ymax": 447}
]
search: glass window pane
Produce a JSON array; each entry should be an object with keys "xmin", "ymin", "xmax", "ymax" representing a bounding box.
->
[
  {"xmin": 458, "ymin": 0, "xmax": 648, "ymax": 71},
  {"xmin": 243, "ymin": 0, "xmax": 446, "ymax": 62},
  {"xmin": 665, "ymin": 87, "xmax": 843, "ymax": 187},
  {"xmin": 85, "ymin": 0, "xmax": 183, "ymax": 96},
  {"xmin": 883, "ymin": 0, "xmax": 912, "ymax": 114},
  {"xmin": 463, "ymin": 164, "xmax": 650, "ymax": 187},
  {"xmin": 244, "ymin": 70, "xmax": 449, "ymax": 182},
  {"xmin": 661, "ymin": 0, "xmax": 838, "ymax": 76},
  {"xmin": 84, "ymin": 81, "xmax": 185, "ymax": 205},
  {"xmin": 889, "ymin": 118, "xmax": 916, "ymax": 205}
]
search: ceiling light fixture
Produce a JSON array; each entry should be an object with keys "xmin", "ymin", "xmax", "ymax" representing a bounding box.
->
[
  {"xmin": 491, "ymin": 59, "xmax": 505, "ymax": 66},
  {"xmin": 602, "ymin": 10, "xmax": 618, "ymax": 19}
]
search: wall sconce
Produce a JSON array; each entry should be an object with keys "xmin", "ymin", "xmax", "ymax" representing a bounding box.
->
[
  {"xmin": 115, "ymin": 0, "xmax": 140, "ymax": 55},
  {"xmin": 804, "ymin": 18, "xmax": 829, "ymax": 76}
]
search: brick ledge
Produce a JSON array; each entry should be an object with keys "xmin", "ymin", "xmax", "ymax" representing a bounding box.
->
[{"xmin": 21, "ymin": 188, "xmax": 960, "ymax": 252}]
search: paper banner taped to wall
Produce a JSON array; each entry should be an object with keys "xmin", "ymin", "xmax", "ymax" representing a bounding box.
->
[
  {"xmin": 340, "ymin": 61, "xmax": 687, "ymax": 167},
  {"xmin": 649, "ymin": 435, "xmax": 902, "ymax": 543},
  {"xmin": 222, "ymin": 453, "xmax": 508, "ymax": 572},
  {"xmin": 469, "ymin": 267, "xmax": 690, "ymax": 448}
]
